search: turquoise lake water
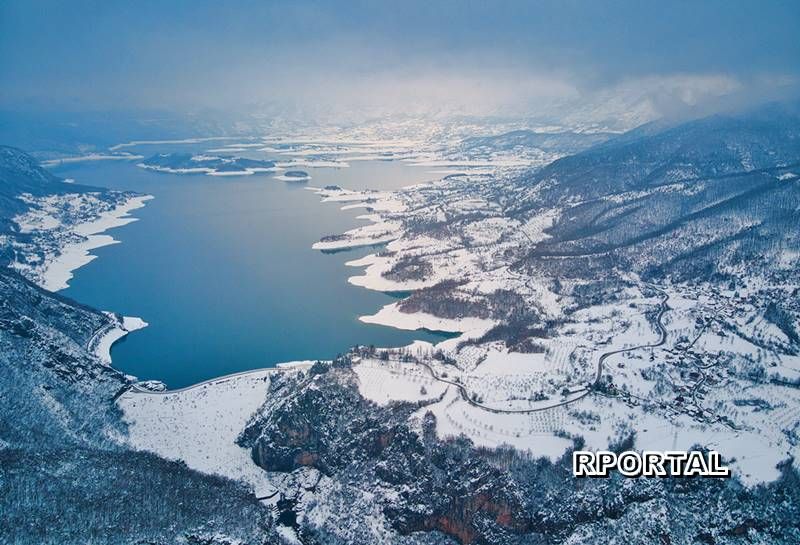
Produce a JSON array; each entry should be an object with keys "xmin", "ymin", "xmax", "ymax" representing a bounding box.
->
[{"xmin": 54, "ymin": 152, "xmax": 447, "ymax": 388}]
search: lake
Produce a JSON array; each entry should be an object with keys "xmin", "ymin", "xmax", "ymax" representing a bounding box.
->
[{"xmin": 54, "ymin": 150, "xmax": 447, "ymax": 388}]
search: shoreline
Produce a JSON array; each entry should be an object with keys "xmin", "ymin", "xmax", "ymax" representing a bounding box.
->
[
  {"xmin": 89, "ymin": 314, "xmax": 149, "ymax": 365},
  {"xmin": 26, "ymin": 194, "xmax": 154, "ymax": 292},
  {"xmin": 10, "ymin": 188, "xmax": 155, "ymax": 375},
  {"xmin": 308, "ymin": 184, "xmax": 488, "ymax": 346},
  {"xmin": 27, "ymin": 192, "xmax": 155, "ymax": 369},
  {"xmin": 307, "ymin": 186, "xmax": 406, "ymax": 253},
  {"xmin": 360, "ymin": 301, "xmax": 494, "ymax": 336}
]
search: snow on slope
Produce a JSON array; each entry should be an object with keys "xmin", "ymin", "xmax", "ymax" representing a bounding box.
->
[
  {"xmin": 118, "ymin": 370, "xmax": 277, "ymax": 496},
  {"xmin": 353, "ymin": 359, "xmax": 447, "ymax": 406},
  {"xmin": 416, "ymin": 387, "xmax": 574, "ymax": 458},
  {"xmin": 11, "ymin": 193, "xmax": 153, "ymax": 291}
]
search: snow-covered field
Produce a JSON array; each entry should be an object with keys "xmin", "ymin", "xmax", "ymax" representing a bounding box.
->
[
  {"xmin": 118, "ymin": 369, "xmax": 278, "ymax": 496},
  {"xmin": 353, "ymin": 358, "xmax": 447, "ymax": 405}
]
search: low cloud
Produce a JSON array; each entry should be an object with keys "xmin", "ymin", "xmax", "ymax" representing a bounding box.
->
[{"xmin": 2, "ymin": 0, "xmax": 798, "ymax": 129}]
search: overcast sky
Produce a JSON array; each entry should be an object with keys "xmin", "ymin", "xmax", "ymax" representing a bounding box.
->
[{"xmin": 2, "ymin": 0, "xmax": 798, "ymax": 120}]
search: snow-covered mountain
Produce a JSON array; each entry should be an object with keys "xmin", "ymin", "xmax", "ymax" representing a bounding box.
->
[{"xmin": 509, "ymin": 104, "xmax": 800, "ymax": 284}]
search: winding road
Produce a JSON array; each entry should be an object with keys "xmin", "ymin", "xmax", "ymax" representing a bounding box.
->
[
  {"xmin": 415, "ymin": 284, "xmax": 670, "ymax": 415},
  {"xmin": 592, "ymin": 285, "xmax": 669, "ymax": 384}
]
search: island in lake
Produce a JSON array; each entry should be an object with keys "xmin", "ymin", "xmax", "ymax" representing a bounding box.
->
[
  {"xmin": 275, "ymin": 170, "xmax": 311, "ymax": 182},
  {"xmin": 138, "ymin": 152, "xmax": 277, "ymax": 176}
]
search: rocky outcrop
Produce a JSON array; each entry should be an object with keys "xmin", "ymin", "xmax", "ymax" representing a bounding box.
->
[
  {"xmin": 240, "ymin": 369, "xmax": 408, "ymax": 474},
  {"xmin": 241, "ymin": 368, "xmax": 533, "ymax": 544}
]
